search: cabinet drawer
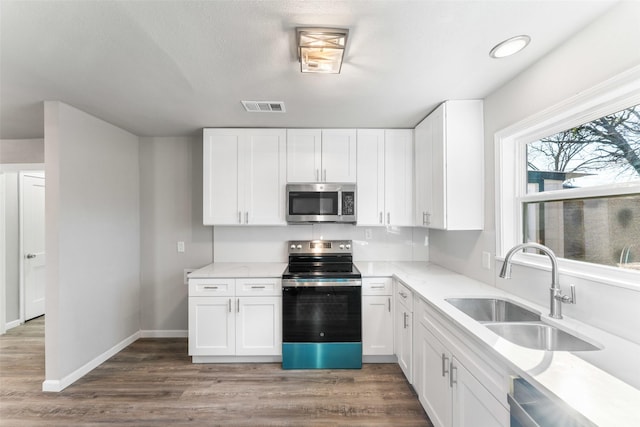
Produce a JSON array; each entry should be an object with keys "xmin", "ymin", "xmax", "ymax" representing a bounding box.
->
[
  {"xmin": 362, "ymin": 278, "xmax": 393, "ymax": 296},
  {"xmin": 236, "ymin": 278, "xmax": 282, "ymax": 296},
  {"xmin": 189, "ymin": 278, "xmax": 235, "ymax": 296},
  {"xmin": 395, "ymin": 281, "xmax": 413, "ymax": 312}
]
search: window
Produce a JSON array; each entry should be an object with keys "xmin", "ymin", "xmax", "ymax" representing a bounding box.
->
[
  {"xmin": 496, "ymin": 69, "xmax": 640, "ymax": 286},
  {"xmin": 523, "ymin": 105, "xmax": 640, "ymax": 270}
]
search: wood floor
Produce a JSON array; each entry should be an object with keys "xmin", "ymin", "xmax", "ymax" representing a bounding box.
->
[{"xmin": 1, "ymin": 317, "xmax": 432, "ymax": 426}]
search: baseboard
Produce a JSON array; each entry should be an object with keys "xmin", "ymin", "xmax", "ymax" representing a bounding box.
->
[
  {"xmin": 41, "ymin": 330, "xmax": 141, "ymax": 392},
  {"xmin": 140, "ymin": 329, "xmax": 187, "ymax": 338},
  {"xmin": 5, "ymin": 319, "xmax": 21, "ymax": 330},
  {"xmin": 363, "ymin": 354, "xmax": 398, "ymax": 363}
]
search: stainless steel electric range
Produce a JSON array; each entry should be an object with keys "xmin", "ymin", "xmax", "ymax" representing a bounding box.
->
[{"xmin": 281, "ymin": 240, "xmax": 362, "ymax": 369}]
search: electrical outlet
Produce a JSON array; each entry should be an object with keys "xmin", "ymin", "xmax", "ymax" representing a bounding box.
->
[
  {"xmin": 184, "ymin": 268, "xmax": 195, "ymax": 285},
  {"xmin": 177, "ymin": 241, "xmax": 185, "ymax": 253},
  {"xmin": 482, "ymin": 251, "xmax": 492, "ymax": 270},
  {"xmin": 365, "ymin": 228, "xmax": 373, "ymax": 240}
]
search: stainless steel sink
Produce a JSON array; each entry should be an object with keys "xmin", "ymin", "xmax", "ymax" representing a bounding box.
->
[
  {"xmin": 485, "ymin": 322, "xmax": 602, "ymax": 351},
  {"xmin": 445, "ymin": 298, "xmax": 541, "ymax": 323},
  {"xmin": 446, "ymin": 297, "xmax": 601, "ymax": 352}
]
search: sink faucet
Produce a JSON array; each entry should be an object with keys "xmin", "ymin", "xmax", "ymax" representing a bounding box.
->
[{"xmin": 499, "ymin": 242, "xmax": 575, "ymax": 319}]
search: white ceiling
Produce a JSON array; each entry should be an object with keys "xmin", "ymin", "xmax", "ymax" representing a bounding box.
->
[{"xmin": 0, "ymin": 0, "xmax": 617, "ymax": 139}]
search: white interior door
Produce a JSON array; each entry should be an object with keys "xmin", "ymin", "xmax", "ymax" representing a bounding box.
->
[{"xmin": 21, "ymin": 172, "xmax": 45, "ymax": 321}]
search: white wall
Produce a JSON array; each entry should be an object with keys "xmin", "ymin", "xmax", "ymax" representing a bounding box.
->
[
  {"xmin": 44, "ymin": 102, "xmax": 140, "ymax": 386},
  {"xmin": 430, "ymin": 2, "xmax": 640, "ymax": 344},
  {"xmin": 139, "ymin": 136, "xmax": 212, "ymax": 333},
  {"xmin": 0, "ymin": 139, "xmax": 44, "ymax": 164}
]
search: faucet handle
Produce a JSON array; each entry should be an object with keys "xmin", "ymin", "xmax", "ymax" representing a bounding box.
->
[{"xmin": 558, "ymin": 284, "xmax": 576, "ymax": 304}]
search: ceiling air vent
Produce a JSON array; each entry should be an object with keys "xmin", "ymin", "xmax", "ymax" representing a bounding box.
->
[{"xmin": 241, "ymin": 101, "xmax": 286, "ymax": 113}]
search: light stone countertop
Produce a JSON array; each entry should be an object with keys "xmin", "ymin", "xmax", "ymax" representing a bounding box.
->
[
  {"xmin": 188, "ymin": 262, "xmax": 287, "ymax": 279},
  {"xmin": 355, "ymin": 260, "xmax": 640, "ymax": 427}
]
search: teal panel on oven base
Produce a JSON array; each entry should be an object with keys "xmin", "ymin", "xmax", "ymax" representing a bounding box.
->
[{"xmin": 282, "ymin": 343, "xmax": 362, "ymax": 369}]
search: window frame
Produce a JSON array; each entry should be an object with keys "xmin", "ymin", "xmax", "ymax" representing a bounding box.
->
[{"xmin": 495, "ymin": 66, "xmax": 640, "ymax": 290}]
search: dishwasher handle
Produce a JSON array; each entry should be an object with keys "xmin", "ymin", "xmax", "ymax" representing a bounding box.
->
[{"xmin": 507, "ymin": 394, "xmax": 540, "ymax": 427}]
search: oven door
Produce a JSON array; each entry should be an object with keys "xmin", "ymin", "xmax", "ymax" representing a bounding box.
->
[
  {"xmin": 282, "ymin": 283, "xmax": 361, "ymax": 342},
  {"xmin": 282, "ymin": 281, "xmax": 362, "ymax": 369}
]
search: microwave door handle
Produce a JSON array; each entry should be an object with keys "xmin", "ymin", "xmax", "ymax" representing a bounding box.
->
[{"xmin": 338, "ymin": 190, "xmax": 342, "ymax": 216}]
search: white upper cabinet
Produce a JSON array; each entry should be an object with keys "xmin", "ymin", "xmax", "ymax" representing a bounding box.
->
[
  {"xmin": 356, "ymin": 129, "xmax": 386, "ymax": 225},
  {"xmin": 357, "ymin": 129, "xmax": 413, "ymax": 226},
  {"xmin": 414, "ymin": 100, "xmax": 484, "ymax": 230},
  {"xmin": 322, "ymin": 129, "xmax": 357, "ymax": 182},
  {"xmin": 287, "ymin": 129, "xmax": 357, "ymax": 183},
  {"xmin": 203, "ymin": 128, "xmax": 286, "ymax": 225},
  {"xmin": 384, "ymin": 129, "xmax": 414, "ymax": 226}
]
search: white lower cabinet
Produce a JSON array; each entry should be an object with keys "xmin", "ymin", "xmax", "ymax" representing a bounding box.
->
[
  {"xmin": 394, "ymin": 280, "xmax": 413, "ymax": 382},
  {"xmin": 188, "ymin": 278, "xmax": 282, "ymax": 358},
  {"xmin": 362, "ymin": 278, "xmax": 394, "ymax": 356},
  {"xmin": 452, "ymin": 360, "xmax": 509, "ymax": 427},
  {"xmin": 236, "ymin": 296, "xmax": 282, "ymax": 356},
  {"xmin": 415, "ymin": 323, "xmax": 452, "ymax": 427},
  {"xmin": 189, "ymin": 295, "xmax": 236, "ymax": 356},
  {"xmin": 414, "ymin": 297, "xmax": 509, "ymax": 427}
]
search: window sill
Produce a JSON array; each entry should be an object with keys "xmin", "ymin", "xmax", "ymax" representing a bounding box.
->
[{"xmin": 495, "ymin": 252, "xmax": 640, "ymax": 292}]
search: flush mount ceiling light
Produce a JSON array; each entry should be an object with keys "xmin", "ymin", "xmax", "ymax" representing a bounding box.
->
[
  {"xmin": 297, "ymin": 27, "xmax": 349, "ymax": 74},
  {"xmin": 489, "ymin": 35, "xmax": 531, "ymax": 59}
]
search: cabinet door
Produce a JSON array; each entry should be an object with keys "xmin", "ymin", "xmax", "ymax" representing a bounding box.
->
[
  {"xmin": 286, "ymin": 129, "xmax": 322, "ymax": 182},
  {"xmin": 356, "ymin": 129, "xmax": 385, "ymax": 226},
  {"xmin": 203, "ymin": 129, "xmax": 240, "ymax": 225},
  {"xmin": 429, "ymin": 105, "xmax": 446, "ymax": 229},
  {"xmin": 384, "ymin": 129, "xmax": 414, "ymax": 226},
  {"xmin": 188, "ymin": 296, "xmax": 235, "ymax": 356},
  {"xmin": 395, "ymin": 297, "xmax": 413, "ymax": 382},
  {"xmin": 416, "ymin": 323, "xmax": 452, "ymax": 427},
  {"xmin": 452, "ymin": 358, "xmax": 509, "ymax": 427},
  {"xmin": 241, "ymin": 129, "xmax": 287, "ymax": 225},
  {"xmin": 362, "ymin": 295, "xmax": 394, "ymax": 356},
  {"xmin": 236, "ymin": 296, "xmax": 282, "ymax": 356},
  {"xmin": 420, "ymin": 101, "xmax": 484, "ymax": 230},
  {"xmin": 321, "ymin": 129, "xmax": 357, "ymax": 183},
  {"xmin": 442, "ymin": 101, "xmax": 484, "ymax": 230},
  {"xmin": 414, "ymin": 115, "xmax": 433, "ymax": 227}
]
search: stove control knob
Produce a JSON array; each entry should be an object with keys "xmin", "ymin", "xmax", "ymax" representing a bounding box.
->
[
  {"xmin": 339, "ymin": 244, "xmax": 345, "ymax": 250},
  {"xmin": 296, "ymin": 244, "xmax": 302, "ymax": 250},
  {"xmin": 346, "ymin": 244, "xmax": 351, "ymax": 250},
  {"xmin": 290, "ymin": 244, "xmax": 296, "ymax": 250}
]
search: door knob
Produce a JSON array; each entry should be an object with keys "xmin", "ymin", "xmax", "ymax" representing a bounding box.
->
[{"xmin": 26, "ymin": 253, "xmax": 36, "ymax": 259}]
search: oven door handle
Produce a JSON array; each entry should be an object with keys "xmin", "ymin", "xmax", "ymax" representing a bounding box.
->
[{"xmin": 282, "ymin": 279, "xmax": 362, "ymax": 288}]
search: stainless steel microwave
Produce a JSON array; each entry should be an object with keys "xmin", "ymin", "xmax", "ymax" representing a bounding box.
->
[{"xmin": 286, "ymin": 183, "xmax": 356, "ymax": 223}]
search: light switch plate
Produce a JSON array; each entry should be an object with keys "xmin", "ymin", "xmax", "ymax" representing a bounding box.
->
[{"xmin": 177, "ymin": 241, "xmax": 185, "ymax": 253}]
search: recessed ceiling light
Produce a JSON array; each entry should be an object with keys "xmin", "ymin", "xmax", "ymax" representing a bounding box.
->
[{"xmin": 489, "ymin": 35, "xmax": 531, "ymax": 59}]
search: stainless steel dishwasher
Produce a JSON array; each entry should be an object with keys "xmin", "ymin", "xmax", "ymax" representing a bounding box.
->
[{"xmin": 509, "ymin": 377, "xmax": 596, "ymax": 427}]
